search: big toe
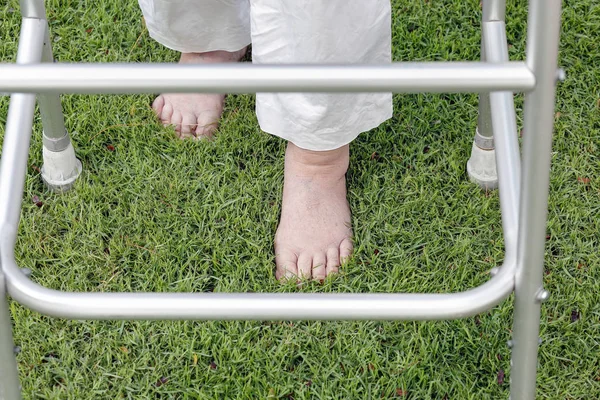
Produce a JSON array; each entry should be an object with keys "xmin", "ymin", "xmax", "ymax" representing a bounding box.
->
[
  {"xmin": 152, "ymin": 95, "xmax": 165, "ymax": 116},
  {"xmin": 159, "ymin": 102, "xmax": 174, "ymax": 126},
  {"xmin": 275, "ymin": 248, "xmax": 298, "ymax": 282}
]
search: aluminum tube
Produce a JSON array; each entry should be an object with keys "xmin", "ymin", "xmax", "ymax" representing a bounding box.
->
[
  {"xmin": 38, "ymin": 24, "xmax": 69, "ymax": 144},
  {"xmin": 511, "ymin": 1, "xmax": 562, "ymax": 399},
  {"xmin": 19, "ymin": 0, "xmax": 45, "ymax": 19},
  {"xmin": 0, "ymin": 19, "xmax": 43, "ymax": 236},
  {"xmin": 0, "ymin": 94, "xmax": 36, "ymax": 236},
  {"xmin": 0, "ymin": 63, "xmax": 535, "ymax": 94},
  {"xmin": 476, "ymin": 93, "xmax": 493, "ymax": 145},
  {"xmin": 483, "ymin": 0, "xmax": 506, "ymax": 22},
  {"xmin": 490, "ymin": 92, "xmax": 521, "ymax": 258},
  {"xmin": 484, "ymin": 21, "xmax": 509, "ymax": 64},
  {"xmin": 14, "ymin": 19, "xmax": 45, "ymax": 64},
  {"xmin": 0, "ymin": 274, "xmax": 22, "ymax": 400},
  {"xmin": 0, "ymin": 237, "xmax": 515, "ymax": 320},
  {"xmin": 485, "ymin": 21, "xmax": 521, "ymax": 255},
  {"xmin": 477, "ymin": 0, "xmax": 508, "ymax": 142}
]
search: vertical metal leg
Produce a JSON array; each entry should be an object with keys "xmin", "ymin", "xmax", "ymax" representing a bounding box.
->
[
  {"xmin": 0, "ymin": 274, "xmax": 22, "ymax": 400},
  {"xmin": 0, "ymin": 14, "xmax": 41, "ymax": 398},
  {"xmin": 33, "ymin": 6, "xmax": 82, "ymax": 192},
  {"xmin": 510, "ymin": 1, "xmax": 562, "ymax": 399},
  {"xmin": 477, "ymin": 0, "xmax": 506, "ymax": 146},
  {"xmin": 483, "ymin": 20, "xmax": 521, "ymax": 264},
  {"xmin": 19, "ymin": 0, "xmax": 46, "ymax": 19},
  {"xmin": 467, "ymin": 0, "xmax": 506, "ymax": 190},
  {"xmin": 38, "ymin": 29, "xmax": 68, "ymax": 140},
  {"xmin": 0, "ymin": 17, "xmax": 43, "ymax": 233}
]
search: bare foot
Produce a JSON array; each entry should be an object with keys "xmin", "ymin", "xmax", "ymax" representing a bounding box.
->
[
  {"xmin": 275, "ymin": 142, "xmax": 353, "ymax": 282},
  {"xmin": 153, "ymin": 48, "xmax": 247, "ymax": 139}
]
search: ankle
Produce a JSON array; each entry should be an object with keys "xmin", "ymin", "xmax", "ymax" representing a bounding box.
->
[
  {"xmin": 181, "ymin": 47, "xmax": 247, "ymax": 64},
  {"xmin": 285, "ymin": 142, "xmax": 349, "ymax": 177}
]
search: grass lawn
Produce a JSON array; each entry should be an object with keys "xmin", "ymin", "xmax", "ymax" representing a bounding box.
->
[{"xmin": 1, "ymin": 0, "xmax": 599, "ymax": 398}]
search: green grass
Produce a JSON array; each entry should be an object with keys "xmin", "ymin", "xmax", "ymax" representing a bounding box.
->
[{"xmin": 1, "ymin": 0, "xmax": 599, "ymax": 398}]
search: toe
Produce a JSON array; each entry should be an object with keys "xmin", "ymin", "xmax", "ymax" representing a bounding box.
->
[
  {"xmin": 275, "ymin": 249, "xmax": 298, "ymax": 282},
  {"xmin": 195, "ymin": 112, "xmax": 219, "ymax": 138},
  {"xmin": 326, "ymin": 247, "xmax": 340, "ymax": 276},
  {"xmin": 312, "ymin": 252, "xmax": 327, "ymax": 281},
  {"xmin": 161, "ymin": 103, "xmax": 174, "ymax": 126},
  {"xmin": 340, "ymin": 238, "xmax": 354, "ymax": 264},
  {"xmin": 179, "ymin": 113, "xmax": 197, "ymax": 138},
  {"xmin": 297, "ymin": 253, "xmax": 312, "ymax": 280},
  {"xmin": 170, "ymin": 110, "xmax": 183, "ymax": 134},
  {"xmin": 152, "ymin": 95, "xmax": 165, "ymax": 116}
]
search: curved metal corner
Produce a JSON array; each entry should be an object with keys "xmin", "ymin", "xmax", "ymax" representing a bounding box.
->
[{"xmin": 1, "ymin": 230, "xmax": 515, "ymax": 321}]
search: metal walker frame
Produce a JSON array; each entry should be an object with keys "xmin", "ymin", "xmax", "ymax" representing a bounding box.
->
[{"xmin": 0, "ymin": 0, "xmax": 562, "ymax": 398}]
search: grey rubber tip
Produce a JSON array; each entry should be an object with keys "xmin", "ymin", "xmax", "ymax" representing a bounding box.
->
[
  {"xmin": 41, "ymin": 158, "xmax": 82, "ymax": 192},
  {"xmin": 467, "ymin": 142, "xmax": 498, "ymax": 190}
]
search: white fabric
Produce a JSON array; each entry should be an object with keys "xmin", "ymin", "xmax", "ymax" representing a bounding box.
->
[
  {"xmin": 141, "ymin": 0, "xmax": 251, "ymax": 53},
  {"xmin": 138, "ymin": 0, "xmax": 393, "ymax": 151}
]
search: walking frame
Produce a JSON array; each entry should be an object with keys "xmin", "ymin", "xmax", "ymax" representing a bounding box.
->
[{"xmin": 0, "ymin": 0, "xmax": 562, "ymax": 398}]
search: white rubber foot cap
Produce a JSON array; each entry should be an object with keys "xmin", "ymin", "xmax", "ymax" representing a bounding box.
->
[
  {"xmin": 41, "ymin": 143, "xmax": 82, "ymax": 192},
  {"xmin": 467, "ymin": 142, "xmax": 498, "ymax": 190}
]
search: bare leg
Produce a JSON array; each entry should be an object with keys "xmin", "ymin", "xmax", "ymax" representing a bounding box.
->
[{"xmin": 275, "ymin": 143, "xmax": 353, "ymax": 281}]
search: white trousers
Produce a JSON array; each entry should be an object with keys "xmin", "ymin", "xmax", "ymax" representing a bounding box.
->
[{"xmin": 139, "ymin": 0, "xmax": 393, "ymax": 151}]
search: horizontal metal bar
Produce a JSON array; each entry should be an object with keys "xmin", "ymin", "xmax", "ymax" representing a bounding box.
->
[
  {"xmin": 1, "ymin": 230, "xmax": 515, "ymax": 320},
  {"xmin": 0, "ymin": 62, "xmax": 535, "ymax": 94}
]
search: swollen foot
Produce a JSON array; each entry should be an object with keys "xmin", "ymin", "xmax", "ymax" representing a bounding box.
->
[
  {"xmin": 275, "ymin": 143, "xmax": 353, "ymax": 282},
  {"xmin": 152, "ymin": 48, "xmax": 247, "ymax": 139}
]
